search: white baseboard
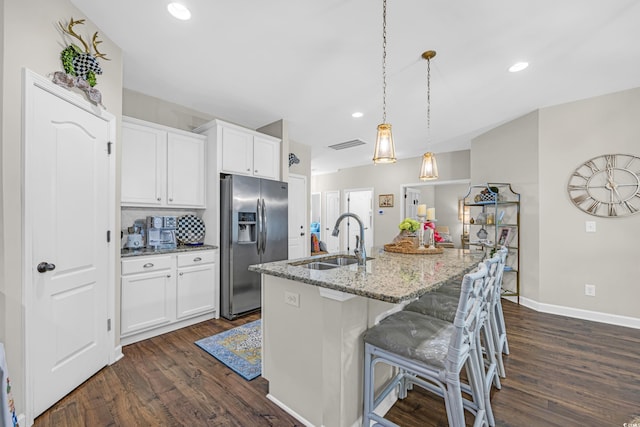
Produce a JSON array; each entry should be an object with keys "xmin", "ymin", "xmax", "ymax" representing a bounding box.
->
[
  {"xmin": 112, "ymin": 345, "xmax": 124, "ymax": 363},
  {"xmin": 266, "ymin": 394, "xmax": 315, "ymax": 427},
  {"xmin": 267, "ymin": 385, "xmax": 399, "ymax": 427},
  {"xmin": 514, "ymin": 296, "xmax": 640, "ymax": 330}
]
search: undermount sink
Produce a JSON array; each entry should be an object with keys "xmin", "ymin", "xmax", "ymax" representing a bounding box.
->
[
  {"xmin": 301, "ymin": 262, "xmax": 339, "ymax": 270},
  {"xmin": 290, "ymin": 255, "xmax": 374, "ymax": 270},
  {"xmin": 321, "ymin": 256, "xmax": 360, "ymax": 266}
]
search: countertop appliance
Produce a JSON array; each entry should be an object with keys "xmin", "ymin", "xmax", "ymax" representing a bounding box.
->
[
  {"xmin": 146, "ymin": 215, "xmax": 177, "ymax": 250},
  {"xmin": 220, "ymin": 174, "xmax": 288, "ymax": 319}
]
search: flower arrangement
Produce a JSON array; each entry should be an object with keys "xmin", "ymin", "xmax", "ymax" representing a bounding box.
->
[{"xmin": 398, "ymin": 218, "xmax": 420, "ymax": 233}]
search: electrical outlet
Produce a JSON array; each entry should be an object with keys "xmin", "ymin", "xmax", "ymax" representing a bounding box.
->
[
  {"xmin": 585, "ymin": 221, "xmax": 596, "ymax": 233},
  {"xmin": 584, "ymin": 284, "xmax": 596, "ymax": 297},
  {"xmin": 285, "ymin": 291, "xmax": 300, "ymax": 307}
]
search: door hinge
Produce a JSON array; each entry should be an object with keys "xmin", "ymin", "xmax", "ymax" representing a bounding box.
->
[
  {"xmin": 107, "ymin": 230, "xmax": 111, "ymax": 242},
  {"xmin": 107, "ymin": 318, "xmax": 111, "ymax": 332},
  {"xmin": 107, "ymin": 141, "xmax": 113, "ymax": 155}
]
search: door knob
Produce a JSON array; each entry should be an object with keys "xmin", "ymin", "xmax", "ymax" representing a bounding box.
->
[
  {"xmin": 300, "ymin": 232, "xmax": 305, "ymax": 236},
  {"xmin": 37, "ymin": 262, "xmax": 56, "ymax": 273}
]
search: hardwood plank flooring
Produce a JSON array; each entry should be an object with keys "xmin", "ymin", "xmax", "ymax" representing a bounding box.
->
[{"xmin": 34, "ymin": 302, "xmax": 640, "ymax": 426}]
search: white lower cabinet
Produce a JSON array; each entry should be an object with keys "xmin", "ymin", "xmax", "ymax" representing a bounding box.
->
[
  {"xmin": 121, "ymin": 249, "xmax": 217, "ymax": 345},
  {"xmin": 121, "ymin": 268, "xmax": 174, "ymax": 336},
  {"xmin": 176, "ymin": 252, "xmax": 217, "ymax": 319}
]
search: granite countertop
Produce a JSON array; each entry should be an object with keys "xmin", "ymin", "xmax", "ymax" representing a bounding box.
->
[
  {"xmin": 121, "ymin": 244, "xmax": 218, "ymax": 258},
  {"xmin": 248, "ymin": 248, "xmax": 484, "ymax": 303}
]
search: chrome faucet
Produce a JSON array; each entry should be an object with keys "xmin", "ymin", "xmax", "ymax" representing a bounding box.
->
[{"xmin": 331, "ymin": 213, "xmax": 367, "ymax": 266}]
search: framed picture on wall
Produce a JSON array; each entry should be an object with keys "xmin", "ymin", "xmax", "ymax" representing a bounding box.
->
[{"xmin": 379, "ymin": 194, "xmax": 394, "ymax": 207}]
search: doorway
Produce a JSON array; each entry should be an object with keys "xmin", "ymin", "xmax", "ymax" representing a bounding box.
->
[
  {"xmin": 343, "ymin": 189, "xmax": 374, "ymax": 255},
  {"xmin": 400, "ymin": 179, "xmax": 470, "ymax": 249},
  {"xmin": 323, "ymin": 191, "xmax": 341, "ymax": 252},
  {"xmin": 288, "ymin": 174, "xmax": 308, "ymax": 259}
]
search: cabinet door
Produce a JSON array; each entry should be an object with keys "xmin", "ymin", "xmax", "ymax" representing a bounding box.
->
[
  {"xmin": 121, "ymin": 270, "xmax": 174, "ymax": 336},
  {"xmin": 167, "ymin": 132, "xmax": 206, "ymax": 207},
  {"xmin": 253, "ymin": 135, "xmax": 279, "ymax": 179},
  {"xmin": 176, "ymin": 262, "xmax": 216, "ymax": 319},
  {"xmin": 220, "ymin": 126, "xmax": 253, "ymax": 175},
  {"xmin": 121, "ymin": 122, "xmax": 166, "ymax": 206}
]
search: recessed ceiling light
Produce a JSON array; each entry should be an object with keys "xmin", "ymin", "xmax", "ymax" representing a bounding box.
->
[
  {"xmin": 352, "ymin": 112, "xmax": 364, "ymax": 118},
  {"xmin": 167, "ymin": 3, "xmax": 191, "ymax": 20},
  {"xmin": 509, "ymin": 62, "xmax": 529, "ymax": 73}
]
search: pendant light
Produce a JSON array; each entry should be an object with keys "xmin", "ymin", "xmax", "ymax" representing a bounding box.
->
[
  {"xmin": 372, "ymin": 0, "xmax": 396, "ymax": 164},
  {"xmin": 419, "ymin": 50, "xmax": 439, "ymax": 180}
]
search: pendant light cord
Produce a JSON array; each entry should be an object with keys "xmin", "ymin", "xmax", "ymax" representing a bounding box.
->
[
  {"xmin": 426, "ymin": 54, "xmax": 431, "ymax": 146},
  {"xmin": 382, "ymin": 0, "xmax": 388, "ymax": 124}
]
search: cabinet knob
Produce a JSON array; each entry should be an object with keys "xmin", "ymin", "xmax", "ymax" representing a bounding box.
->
[
  {"xmin": 179, "ymin": 272, "xmax": 184, "ymax": 276},
  {"xmin": 143, "ymin": 263, "xmax": 154, "ymax": 268},
  {"xmin": 157, "ymin": 197, "xmax": 161, "ymax": 202},
  {"xmin": 169, "ymin": 198, "xmax": 173, "ymax": 202},
  {"xmin": 246, "ymin": 168, "xmax": 251, "ymax": 172},
  {"xmin": 255, "ymin": 170, "xmax": 258, "ymax": 173},
  {"xmin": 166, "ymin": 274, "xmax": 171, "ymax": 278},
  {"xmin": 193, "ymin": 257, "xmax": 202, "ymax": 262}
]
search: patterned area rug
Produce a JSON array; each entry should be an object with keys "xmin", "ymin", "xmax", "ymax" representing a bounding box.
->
[{"xmin": 195, "ymin": 320, "xmax": 261, "ymax": 380}]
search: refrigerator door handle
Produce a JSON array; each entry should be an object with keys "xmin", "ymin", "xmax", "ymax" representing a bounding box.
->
[
  {"xmin": 256, "ymin": 198, "xmax": 262, "ymax": 254},
  {"xmin": 261, "ymin": 198, "xmax": 268, "ymax": 253}
]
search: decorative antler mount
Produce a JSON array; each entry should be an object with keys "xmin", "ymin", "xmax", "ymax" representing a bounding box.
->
[{"xmin": 58, "ymin": 17, "xmax": 109, "ymax": 60}]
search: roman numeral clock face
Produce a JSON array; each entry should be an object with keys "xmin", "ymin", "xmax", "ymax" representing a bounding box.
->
[{"xmin": 567, "ymin": 154, "xmax": 640, "ymax": 217}]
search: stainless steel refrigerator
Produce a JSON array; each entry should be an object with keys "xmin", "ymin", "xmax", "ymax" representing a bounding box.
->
[{"xmin": 220, "ymin": 174, "xmax": 288, "ymax": 319}]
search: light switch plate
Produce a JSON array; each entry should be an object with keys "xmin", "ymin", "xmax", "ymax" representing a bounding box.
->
[{"xmin": 585, "ymin": 221, "xmax": 596, "ymax": 233}]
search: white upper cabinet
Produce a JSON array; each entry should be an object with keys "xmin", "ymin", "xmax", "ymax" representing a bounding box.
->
[
  {"xmin": 121, "ymin": 121, "xmax": 166, "ymax": 206},
  {"xmin": 122, "ymin": 117, "xmax": 206, "ymax": 208},
  {"xmin": 252, "ymin": 135, "xmax": 279, "ymax": 179},
  {"xmin": 220, "ymin": 126, "xmax": 253, "ymax": 175},
  {"xmin": 197, "ymin": 119, "xmax": 281, "ymax": 180},
  {"xmin": 167, "ymin": 132, "xmax": 206, "ymax": 207}
]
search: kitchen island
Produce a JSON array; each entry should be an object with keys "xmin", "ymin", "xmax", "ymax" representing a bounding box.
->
[{"xmin": 249, "ymin": 248, "xmax": 482, "ymax": 427}]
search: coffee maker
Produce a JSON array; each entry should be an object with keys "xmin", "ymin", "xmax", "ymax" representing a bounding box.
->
[{"xmin": 146, "ymin": 216, "xmax": 177, "ymax": 249}]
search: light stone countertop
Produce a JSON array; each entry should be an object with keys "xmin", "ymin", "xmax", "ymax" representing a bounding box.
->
[
  {"xmin": 248, "ymin": 247, "xmax": 484, "ymax": 303},
  {"xmin": 121, "ymin": 244, "xmax": 218, "ymax": 258}
]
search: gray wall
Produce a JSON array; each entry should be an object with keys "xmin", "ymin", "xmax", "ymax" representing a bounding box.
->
[
  {"xmin": 1, "ymin": 0, "xmax": 123, "ymax": 414},
  {"xmin": 473, "ymin": 87, "xmax": 640, "ymax": 321}
]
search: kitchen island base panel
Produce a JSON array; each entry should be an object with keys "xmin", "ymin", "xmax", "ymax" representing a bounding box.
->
[{"xmin": 262, "ymin": 274, "xmax": 399, "ymax": 427}]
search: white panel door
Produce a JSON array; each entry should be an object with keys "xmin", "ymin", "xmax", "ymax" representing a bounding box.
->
[
  {"xmin": 27, "ymin": 81, "xmax": 111, "ymax": 417},
  {"xmin": 344, "ymin": 190, "xmax": 374, "ymax": 255},
  {"xmin": 405, "ymin": 187, "xmax": 421, "ymax": 219},
  {"xmin": 323, "ymin": 191, "xmax": 341, "ymax": 253},
  {"xmin": 288, "ymin": 174, "xmax": 307, "ymax": 259}
]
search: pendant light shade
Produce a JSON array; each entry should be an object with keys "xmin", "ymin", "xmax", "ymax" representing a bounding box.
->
[
  {"xmin": 419, "ymin": 152, "xmax": 439, "ymax": 180},
  {"xmin": 373, "ymin": 123, "xmax": 396, "ymax": 163},
  {"xmin": 373, "ymin": 0, "xmax": 396, "ymax": 164},
  {"xmin": 419, "ymin": 50, "xmax": 438, "ymax": 180}
]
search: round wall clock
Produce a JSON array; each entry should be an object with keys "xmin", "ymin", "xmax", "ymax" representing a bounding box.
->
[{"xmin": 567, "ymin": 153, "xmax": 640, "ymax": 217}]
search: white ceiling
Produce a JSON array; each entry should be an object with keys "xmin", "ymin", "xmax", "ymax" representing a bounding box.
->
[{"xmin": 70, "ymin": 0, "xmax": 640, "ymax": 175}]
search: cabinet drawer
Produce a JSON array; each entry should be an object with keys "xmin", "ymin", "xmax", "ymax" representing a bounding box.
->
[
  {"xmin": 177, "ymin": 251, "xmax": 215, "ymax": 267},
  {"xmin": 122, "ymin": 255, "xmax": 173, "ymax": 275}
]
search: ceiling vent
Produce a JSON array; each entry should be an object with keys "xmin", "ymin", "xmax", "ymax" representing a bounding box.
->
[{"xmin": 328, "ymin": 139, "xmax": 366, "ymax": 150}]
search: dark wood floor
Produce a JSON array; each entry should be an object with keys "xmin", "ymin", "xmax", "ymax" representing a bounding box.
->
[{"xmin": 34, "ymin": 301, "xmax": 640, "ymax": 426}]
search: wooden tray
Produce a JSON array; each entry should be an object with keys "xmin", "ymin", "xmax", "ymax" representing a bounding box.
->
[{"xmin": 383, "ymin": 244, "xmax": 444, "ymax": 255}]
